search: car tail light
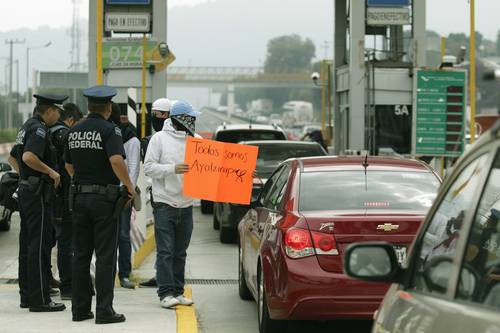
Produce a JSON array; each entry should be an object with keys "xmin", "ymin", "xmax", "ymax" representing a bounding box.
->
[
  {"xmin": 284, "ymin": 228, "xmax": 314, "ymax": 259},
  {"xmin": 311, "ymin": 231, "xmax": 339, "ymax": 255}
]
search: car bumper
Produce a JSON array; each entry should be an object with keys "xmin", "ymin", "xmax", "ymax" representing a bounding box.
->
[{"xmin": 266, "ymin": 256, "xmax": 387, "ymax": 320}]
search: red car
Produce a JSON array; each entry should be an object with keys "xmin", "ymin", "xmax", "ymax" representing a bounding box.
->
[{"xmin": 238, "ymin": 156, "xmax": 441, "ymax": 333}]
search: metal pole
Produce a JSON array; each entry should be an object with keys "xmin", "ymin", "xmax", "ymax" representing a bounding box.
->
[
  {"xmin": 26, "ymin": 47, "xmax": 29, "ymax": 104},
  {"xmin": 469, "ymin": 0, "xmax": 477, "ymax": 144},
  {"xmin": 321, "ymin": 60, "xmax": 326, "ymax": 134},
  {"xmin": 141, "ymin": 34, "xmax": 147, "ymax": 138},
  {"xmin": 440, "ymin": 37, "xmax": 446, "ymax": 60},
  {"xmin": 8, "ymin": 40, "xmax": 13, "ymax": 129},
  {"xmin": 440, "ymin": 37, "xmax": 447, "ymax": 176},
  {"xmin": 327, "ymin": 62, "xmax": 332, "ymax": 144},
  {"xmin": 96, "ymin": 0, "xmax": 103, "ymax": 84}
]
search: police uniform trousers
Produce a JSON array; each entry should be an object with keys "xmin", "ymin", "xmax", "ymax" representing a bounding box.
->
[
  {"xmin": 72, "ymin": 193, "xmax": 119, "ymax": 317},
  {"xmin": 18, "ymin": 184, "xmax": 53, "ymax": 306}
]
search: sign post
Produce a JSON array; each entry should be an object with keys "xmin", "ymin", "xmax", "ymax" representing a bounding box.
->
[{"xmin": 413, "ymin": 69, "xmax": 467, "ymax": 158}]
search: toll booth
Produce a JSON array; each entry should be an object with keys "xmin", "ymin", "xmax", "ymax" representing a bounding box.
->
[
  {"xmin": 332, "ymin": 0, "xmax": 427, "ymax": 155},
  {"xmin": 89, "ymin": 0, "xmax": 169, "ymax": 138}
]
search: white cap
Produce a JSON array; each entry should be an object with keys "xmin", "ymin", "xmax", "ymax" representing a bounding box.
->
[{"xmin": 152, "ymin": 98, "xmax": 172, "ymax": 112}]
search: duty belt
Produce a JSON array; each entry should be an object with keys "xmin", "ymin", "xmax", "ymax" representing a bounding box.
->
[{"xmin": 74, "ymin": 184, "xmax": 118, "ymax": 196}]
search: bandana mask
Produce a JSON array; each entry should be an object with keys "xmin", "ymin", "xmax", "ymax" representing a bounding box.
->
[{"xmin": 171, "ymin": 114, "xmax": 196, "ymax": 136}]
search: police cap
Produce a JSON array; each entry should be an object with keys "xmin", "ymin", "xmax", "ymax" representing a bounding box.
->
[
  {"xmin": 33, "ymin": 93, "xmax": 68, "ymax": 111},
  {"xmin": 83, "ymin": 85, "xmax": 117, "ymax": 104}
]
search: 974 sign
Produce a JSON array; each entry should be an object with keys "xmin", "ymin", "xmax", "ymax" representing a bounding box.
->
[{"xmin": 102, "ymin": 40, "xmax": 156, "ymax": 69}]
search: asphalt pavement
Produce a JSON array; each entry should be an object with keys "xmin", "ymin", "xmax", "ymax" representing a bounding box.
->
[{"xmin": 0, "ymin": 206, "xmax": 373, "ymax": 333}]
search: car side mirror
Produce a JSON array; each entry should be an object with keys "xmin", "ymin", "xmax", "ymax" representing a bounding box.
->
[
  {"xmin": 344, "ymin": 242, "xmax": 401, "ymax": 282},
  {"xmin": 422, "ymin": 256, "xmax": 453, "ymax": 293},
  {"xmin": 0, "ymin": 163, "xmax": 12, "ymax": 172},
  {"xmin": 421, "ymin": 256, "xmax": 477, "ymax": 295}
]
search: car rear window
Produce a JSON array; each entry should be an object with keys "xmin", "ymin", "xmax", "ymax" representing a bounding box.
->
[
  {"xmin": 256, "ymin": 144, "xmax": 326, "ymax": 162},
  {"xmin": 299, "ymin": 170, "xmax": 440, "ymax": 212},
  {"xmin": 216, "ymin": 130, "xmax": 286, "ymax": 143}
]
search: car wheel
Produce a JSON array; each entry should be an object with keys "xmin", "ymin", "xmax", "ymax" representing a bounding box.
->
[
  {"xmin": 238, "ymin": 244, "xmax": 252, "ymax": 300},
  {"xmin": 200, "ymin": 200, "xmax": 213, "ymax": 214},
  {"xmin": 219, "ymin": 226, "xmax": 235, "ymax": 244},
  {"xmin": 213, "ymin": 211, "xmax": 220, "ymax": 230},
  {"xmin": 258, "ymin": 267, "xmax": 286, "ymax": 333}
]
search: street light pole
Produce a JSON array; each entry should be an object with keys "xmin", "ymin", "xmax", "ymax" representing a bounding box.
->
[
  {"xmin": 469, "ymin": 0, "xmax": 477, "ymax": 144},
  {"xmin": 26, "ymin": 42, "xmax": 51, "ymax": 104}
]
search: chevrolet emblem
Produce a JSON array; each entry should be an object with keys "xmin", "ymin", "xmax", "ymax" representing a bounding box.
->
[{"xmin": 377, "ymin": 223, "xmax": 399, "ymax": 232}]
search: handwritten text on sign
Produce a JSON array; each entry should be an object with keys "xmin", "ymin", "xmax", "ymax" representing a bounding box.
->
[{"xmin": 183, "ymin": 137, "xmax": 258, "ymax": 205}]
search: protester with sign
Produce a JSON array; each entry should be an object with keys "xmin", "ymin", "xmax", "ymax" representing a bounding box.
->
[{"xmin": 143, "ymin": 101, "xmax": 201, "ymax": 309}]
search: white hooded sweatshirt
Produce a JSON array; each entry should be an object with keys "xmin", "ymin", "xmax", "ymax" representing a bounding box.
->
[{"xmin": 144, "ymin": 119, "xmax": 199, "ymax": 208}]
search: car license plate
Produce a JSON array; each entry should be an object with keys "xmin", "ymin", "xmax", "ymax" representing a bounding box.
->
[{"xmin": 393, "ymin": 245, "xmax": 407, "ymax": 265}]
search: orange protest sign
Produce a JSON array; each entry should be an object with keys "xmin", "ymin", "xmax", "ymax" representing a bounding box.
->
[{"xmin": 183, "ymin": 137, "xmax": 258, "ymax": 205}]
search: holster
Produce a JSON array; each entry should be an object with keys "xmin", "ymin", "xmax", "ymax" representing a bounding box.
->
[
  {"xmin": 112, "ymin": 185, "xmax": 130, "ymax": 219},
  {"xmin": 40, "ymin": 175, "xmax": 55, "ymax": 204}
]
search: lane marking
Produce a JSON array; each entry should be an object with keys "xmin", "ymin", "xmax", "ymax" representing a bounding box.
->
[
  {"xmin": 176, "ymin": 286, "xmax": 198, "ymax": 333},
  {"xmin": 133, "ymin": 223, "xmax": 156, "ymax": 269}
]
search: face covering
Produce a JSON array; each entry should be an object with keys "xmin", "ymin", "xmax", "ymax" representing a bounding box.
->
[
  {"xmin": 152, "ymin": 116, "xmax": 167, "ymax": 132},
  {"xmin": 171, "ymin": 114, "xmax": 196, "ymax": 136}
]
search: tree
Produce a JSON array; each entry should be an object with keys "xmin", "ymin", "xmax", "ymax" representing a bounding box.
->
[{"xmin": 264, "ymin": 34, "xmax": 316, "ymax": 73}]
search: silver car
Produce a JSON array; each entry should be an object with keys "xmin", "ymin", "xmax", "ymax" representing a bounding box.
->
[{"xmin": 345, "ymin": 121, "xmax": 500, "ymax": 333}]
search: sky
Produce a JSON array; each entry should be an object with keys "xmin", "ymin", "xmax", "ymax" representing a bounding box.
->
[{"xmin": 0, "ymin": 0, "xmax": 498, "ymax": 39}]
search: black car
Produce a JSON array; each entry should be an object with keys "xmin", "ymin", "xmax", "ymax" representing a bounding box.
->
[
  {"xmin": 200, "ymin": 123, "xmax": 288, "ymax": 214},
  {"xmin": 213, "ymin": 141, "xmax": 327, "ymax": 243}
]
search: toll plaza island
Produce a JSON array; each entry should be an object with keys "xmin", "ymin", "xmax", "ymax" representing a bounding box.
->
[{"xmin": 0, "ymin": 0, "xmax": 499, "ymax": 333}]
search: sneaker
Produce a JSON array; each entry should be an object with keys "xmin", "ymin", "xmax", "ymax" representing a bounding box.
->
[
  {"xmin": 176, "ymin": 295, "xmax": 194, "ymax": 306},
  {"xmin": 119, "ymin": 278, "xmax": 136, "ymax": 289},
  {"xmin": 160, "ymin": 296, "xmax": 180, "ymax": 309}
]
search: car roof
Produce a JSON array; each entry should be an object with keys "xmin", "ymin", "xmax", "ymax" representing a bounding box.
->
[
  {"xmin": 292, "ymin": 156, "xmax": 433, "ymax": 173},
  {"xmin": 215, "ymin": 123, "xmax": 285, "ymax": 133},
  {"xmin": 239, "ymin": 140, "xmax": 320, "ymax": 146}
]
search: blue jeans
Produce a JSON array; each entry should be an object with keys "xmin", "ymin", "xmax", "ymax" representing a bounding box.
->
[
  {"xmin": 153, "ymin": 203, "xmax": 193, "ymax": 300},
  {"xmin": 118, "ymin": 206, "xmax": 132, "ymax": 279}
]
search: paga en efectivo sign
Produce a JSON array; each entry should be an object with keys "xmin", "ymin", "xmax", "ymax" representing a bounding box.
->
[
  {"xmin": 413, "ymin": 69, "xmax": 467, "ymax": 157},
  {"xmin": 105, "ymin": 12, "xmax": 150, "ymax": 33}
]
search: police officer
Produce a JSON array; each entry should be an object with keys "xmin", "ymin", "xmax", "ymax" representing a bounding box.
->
[
  {"xmin": 49, "ymin": 103, "xmax": 83, "ymax": 300},
  {"xmin": 7, "ymin": 94, "xmax": 67, "ymax": 312},
  {"xmin": 64, "ymin": 85, "xmax": 135, "ymax": 324}
]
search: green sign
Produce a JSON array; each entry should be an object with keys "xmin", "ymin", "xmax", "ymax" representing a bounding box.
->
[
  {"xmin": 413, "ymin": 69, "xmax": 467, "ymax": 157},
  {"xmin": 102, "ymin": 40, "xmax": 156, "ymax": 69}
]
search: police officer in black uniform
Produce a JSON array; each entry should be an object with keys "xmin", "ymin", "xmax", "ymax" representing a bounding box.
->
[
  {"xmin": 8, "ymin": 94, "xmax": 67, "ymax": 312},
  {"xmin": 65, "ymin": 85, "xmax": 135, "ymax": 324},
  {"xmin": 49, "ymin": 103, "xmax": 83, "ymax": 299}
]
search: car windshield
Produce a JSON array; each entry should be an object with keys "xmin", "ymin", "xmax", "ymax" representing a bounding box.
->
[
  {"xmin": 254, "ymin": 144, "xmax": 326, "ymax": 178},
  {"xmin": 299, "ymin": 170, "xmax": 440, "ymax": 212},
  {"xmin": 216, "ymin": 130, "xmax": 286, "ymax": 143}
]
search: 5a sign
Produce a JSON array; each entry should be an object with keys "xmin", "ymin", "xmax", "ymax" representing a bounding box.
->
[{"xmin": 394, "ymin": 105, "xmax": 410, "ymax": 116}]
